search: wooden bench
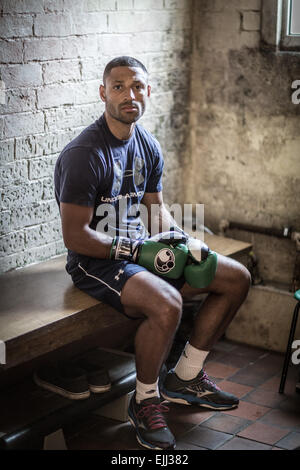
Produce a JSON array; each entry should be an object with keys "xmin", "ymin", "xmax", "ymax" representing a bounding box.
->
[
  {"xmin": 0, "ymin": 234, "xmax": 252, "ymax": 450},
  {"xmin": 0, "ymin": 255, "xmax": 140, "ymax": 371},
  {"xmin": 0, "ymin": 234, "xmax": 251, "ymax": 371}
]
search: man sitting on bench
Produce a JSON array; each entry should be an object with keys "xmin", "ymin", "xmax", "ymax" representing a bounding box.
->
[{"xmin": 54, "ymin": 56, "xmax": 251, "ymax": 450}]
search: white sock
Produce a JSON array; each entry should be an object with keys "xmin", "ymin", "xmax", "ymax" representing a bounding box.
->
[
  {"xmin": 135, "ymin": 378, "xmax": 160, "ymax": 404},
  {"xmin": 174, "ymin": 342, "xmax": 209, "ymax": 381}
]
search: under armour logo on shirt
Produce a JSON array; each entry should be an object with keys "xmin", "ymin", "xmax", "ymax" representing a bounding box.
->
[
  {"xmin": 132, "ymin": 156, "xmax": 145, "ymax": 186},
  {"xmin": 112, "ymin": 156, "xmax": 145, "ymax": 193},
  {"xmin": 115, "ymin": 269, "xmax": 125, "ymax": 281}
]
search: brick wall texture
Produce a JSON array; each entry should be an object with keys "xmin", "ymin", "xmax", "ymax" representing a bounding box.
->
[
  {"xmin": 0, "ymin": 0, "xmax": 192, "ymax": 273},
  {"xmin": 0, "ymin": 0, "xmax": 299, "ymax": 282}
]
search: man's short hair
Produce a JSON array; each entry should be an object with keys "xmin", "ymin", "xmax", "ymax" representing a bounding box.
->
[{"xmin": 103, "ymin": 56, "xmax": 148, "ymax": 84}]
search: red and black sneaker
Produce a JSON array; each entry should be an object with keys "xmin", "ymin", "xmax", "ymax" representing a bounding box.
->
[{"xmin": 128, "ymin": 394, "xmax": 175, "ymax": 450}]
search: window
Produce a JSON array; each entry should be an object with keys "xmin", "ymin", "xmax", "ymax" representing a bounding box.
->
[
  {"xmin": 261, "ymin": 0, "xmax": 300, "ymax": 52},
  {"xmin": 280, "ymin": 0, "xmax": 300, "ymax": 49},
  {"xmin": 290, "ymin": 0, "xmax": 300, "ymax": 33}
]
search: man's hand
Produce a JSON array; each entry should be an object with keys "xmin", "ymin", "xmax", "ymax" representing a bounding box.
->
[{"xmin": 110, "ymin": 231, "xmax": 189, "ymax": 279}]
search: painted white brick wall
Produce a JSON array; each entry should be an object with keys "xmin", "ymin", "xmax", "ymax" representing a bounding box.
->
[{"xmin": 0, "ymin": 0, "xmax": 193, "ymax": 273}]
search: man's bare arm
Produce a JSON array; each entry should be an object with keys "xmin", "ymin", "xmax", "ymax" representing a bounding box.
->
[
  {"xmin": 141, "ymin": 192, "xmax": 180, "ymax": 236},
  {"xmin": 60, "ymin": 202, "xmax": 112, "ymax": 259}
]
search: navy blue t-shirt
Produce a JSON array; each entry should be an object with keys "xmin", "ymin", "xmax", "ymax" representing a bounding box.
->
[{"xmin": 54, "ymin": 114, "xmax": 164, "ymax": 261}]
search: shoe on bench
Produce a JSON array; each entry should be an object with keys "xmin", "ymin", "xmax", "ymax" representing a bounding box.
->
[
  {"xmin": 33, "ymin": 363, "xmax": 90, "ymax": 400},
  {"xmin": 72, "ymin": 358, "xmax": 111, "ymax": 393}
]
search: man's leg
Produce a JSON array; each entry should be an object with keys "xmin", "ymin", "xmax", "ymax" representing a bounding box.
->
[
  {"xmin": 182, "ymin": 253, "xmax": 251, "ymax": 351},
  {"xmin": 121, "ymin": 270, "xmax": 182, "ymax": 384},
  {"xmin": 120, "ymin": 270, "xmax": 182, "ymax": 450},
  {"xmin": 161, "ymin": 254, "xmax": 251, "ymax": 410},
  {"xmin": 68, "ymin": 257, "xmax": 180, "ymax": 449}
]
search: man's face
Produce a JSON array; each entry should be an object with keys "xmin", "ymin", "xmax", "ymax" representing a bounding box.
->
[{"xmin": 100, "ymin": 66, "xmax": 151, "ymax": 125}]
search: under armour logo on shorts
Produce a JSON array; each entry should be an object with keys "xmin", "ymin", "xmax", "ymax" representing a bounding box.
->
[{"xmin": 115, "ymin": 269, "xmax": 125, "ymax": 281}]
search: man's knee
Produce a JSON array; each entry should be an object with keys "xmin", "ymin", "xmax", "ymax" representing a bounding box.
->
[
  {"xmin": 213, "ymin": 254, "xmax": 251, "ymax": 298},
  {"xmin": 155, "ymin": 288, "xmax": 183, "ymax": 333},
  {"xmin": 230, "ymin": 260, "xmax": 251, "ymax": 298},
  {"xmin": 238, "ymin": 262, "xmax": 251, "ymax": 290},
  {"xmin": 121, "ymin": 270, "xmax": 183, "ymax": 327}
]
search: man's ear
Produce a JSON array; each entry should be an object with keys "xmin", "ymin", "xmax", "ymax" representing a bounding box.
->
[
  {"xmin": 99, "ymin": 84, "xmax": 106, "ymax": 102},
  {"xmin": 147, "ymin": 84, "xmax": 151, "ymax": 98}
]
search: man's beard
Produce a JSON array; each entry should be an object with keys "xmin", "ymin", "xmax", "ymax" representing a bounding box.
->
[{"xmin": 106, "ymin": 101, "xmax": 145, "ymax": 125}]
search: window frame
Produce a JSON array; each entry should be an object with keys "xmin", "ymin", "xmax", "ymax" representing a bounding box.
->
[
  {"xmin": 280, "ymin": 0, "xmax": 300, "ymax": 50},
  {"xmin": 261, "ymin": 0, "xmax": 300, "ymax": 52}
]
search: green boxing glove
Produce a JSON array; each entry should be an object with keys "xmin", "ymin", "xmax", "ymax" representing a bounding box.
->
[
  {"xmin": 184, "ymin": 237, "xmax": 218, "ymax": 288},
  {"xmin": 110, "ymin": 231, "xmax": 189, "ymax": 279}
]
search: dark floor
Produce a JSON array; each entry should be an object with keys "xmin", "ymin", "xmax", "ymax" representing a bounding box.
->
[{"xmin": 64, "ymin": 338, "xmax": 300, "ymax": 451}]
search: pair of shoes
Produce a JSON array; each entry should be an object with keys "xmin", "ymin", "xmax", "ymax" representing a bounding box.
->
[
  {"xmin": 128, "ymin": 369, "xmax": 239, "ymax": 450},
  {"xmin": 33, "ymin": 360, "xmax": 111, "ymax": 400},
  {"xmin": 160, "ymin": 369, "xmax": 239, "ymax": 410},
  {"xmin": 128, "ymin": 394, "xmax": 175, "ymax": 450}
]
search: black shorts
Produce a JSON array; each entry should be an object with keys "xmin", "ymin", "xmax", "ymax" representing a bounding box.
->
[{"xmin": 66, "ymin": 256, "xmax": 186, "ymax": 319}]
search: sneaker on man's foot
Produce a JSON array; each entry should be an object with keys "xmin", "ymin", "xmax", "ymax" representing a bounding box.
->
[
  {"xmin": 128, "ymin": 394, "xmax": 175, "ymax": 450},
  {"xmin": 160, "ymin": 369, "xmax": 239, "ymax": 410},
  {"xmin": 33, "ymin": 363, "xmax": 90, "ymax": 400}
]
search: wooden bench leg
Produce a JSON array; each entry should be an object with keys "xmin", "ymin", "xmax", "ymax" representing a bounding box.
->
[
  {"xmin": 43, "ymin": 429, "xmax": 67, "ymax": 450},
  {"xmin": 94, "ymin": 391, "xmax": 134, "ymax": 422}
]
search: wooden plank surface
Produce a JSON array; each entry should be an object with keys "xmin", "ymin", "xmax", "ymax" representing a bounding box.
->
[
  {"xmin": 0, "ymin": 234, "xmax": 251, "ymax": 343},
  {"xmin": 0, "ymin": 233, "xmax": 252, "ymax": 369},
  {"xmin": 185, "ymin": 230, "xmax": 252, "ymax": 257},
  {"xmin": 0, "ymin": 255, "xmax": 99, "ymax": 343},
  {"xmin": 204, "ymin": 233, "xmax": 252, "ymax": 257},
  {"xmin": 0, "ymin": 255, "xmax": 135, "ymax": 368}
]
